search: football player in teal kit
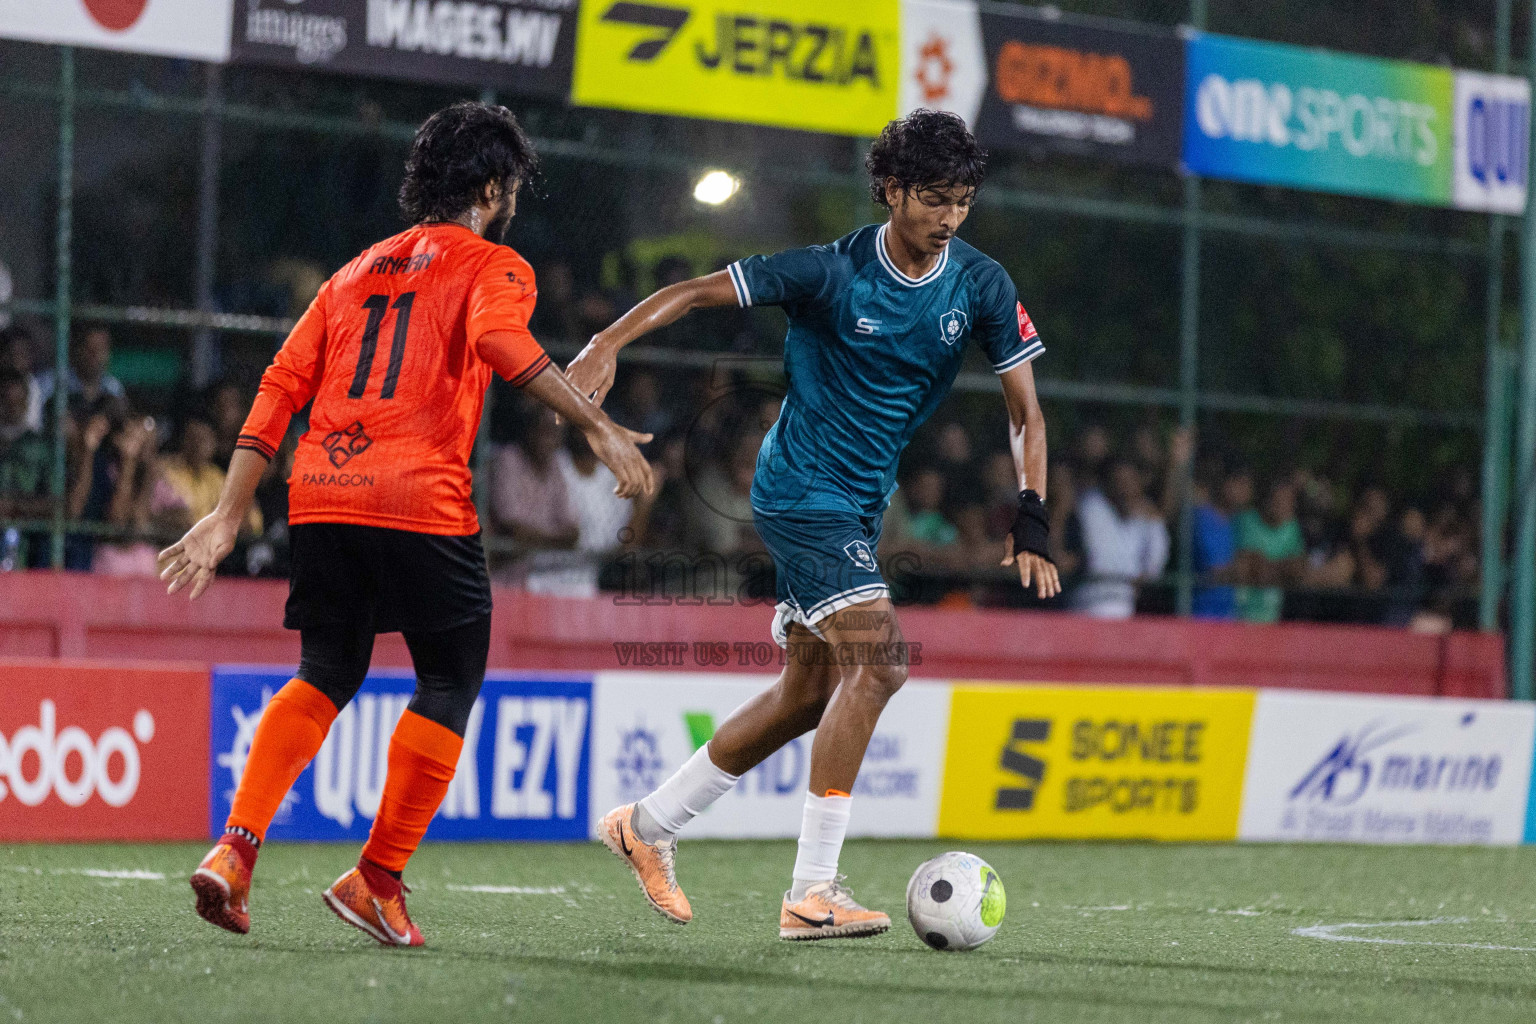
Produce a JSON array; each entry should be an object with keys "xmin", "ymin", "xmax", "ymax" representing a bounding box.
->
[{"xmin": 568, "ymin": 109, "xmax": 1058, "ymax": 940}]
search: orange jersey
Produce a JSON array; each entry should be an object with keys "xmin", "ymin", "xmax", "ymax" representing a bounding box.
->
[{"xmin": 237, "ymin": 223, "xmax": 550, "ymax": 535}]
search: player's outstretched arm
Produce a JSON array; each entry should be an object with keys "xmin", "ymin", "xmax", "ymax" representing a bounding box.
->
[
  {"xmin": 156, "ymin": 446, "xmax": 267, "ymax": 600},
  {"xmin": 565, "ymin": 271, "xmax": 740, "ymax": 406},
  {"xmin": 999, "ymin": 361, "xmax": 1062, "ymax": 600},
  {"xmin": 523, "ymin": 363, "xmax": 656, "ymax": 499}
]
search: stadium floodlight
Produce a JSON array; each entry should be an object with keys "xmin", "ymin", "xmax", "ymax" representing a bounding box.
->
[{"xmin": 693, "ymin": 170, "xmax": 741, "ymax": 206}]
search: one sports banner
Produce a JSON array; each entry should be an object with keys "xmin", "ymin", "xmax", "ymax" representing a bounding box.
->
[
  {"xmin": 572, "ymin": 0, "xmax": 901, "ymax": 137},
  {"xmin": 1241, "ymin": 690, "xmax": 1535, "ymax": 846},
  {"xmin": 230, "ymin": 0, "xmax": 577, "ymax": 99},
  {"xmin": 590, "ymin": 671, "xmax": 951, "ymax": 838},
  {"xmin": 210, "ymin": 667, "xmax": 593, "ymax": 841},
  {"xmin": 901, "ymin": 0, "xmax": 1184, "ymax": 168},
  {"xmin": 0, "ymin": 0, "xmax": 233, "ymax": 62},
  {"xmin": 938, "ymin": 685, "xmax": 1255, "ymax": 841}
]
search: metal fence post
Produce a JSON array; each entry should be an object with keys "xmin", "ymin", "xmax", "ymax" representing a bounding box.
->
[
  {"xmin": 50, "ymin": 46, "xmax": 75, "ymax": 570},
  {"xmin": 1510, "ymin": 0, "xmax": 1536, "ymax": 699},
  {"xmin": 191, "ymin": 64, "xmax": 223, "ymax": 390},
  {"xmin": 1480, "ymin": 0, "xmax": 1514, "ymax": 632},
  {"xmin": 1175, "ymin": 0, "xmax": 1207, "ymax": 617}
]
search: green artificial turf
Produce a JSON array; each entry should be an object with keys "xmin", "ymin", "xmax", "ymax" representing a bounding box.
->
[{"xmin": 4, "ymin": 840, "xmax": 1536, "ymax": 1023}]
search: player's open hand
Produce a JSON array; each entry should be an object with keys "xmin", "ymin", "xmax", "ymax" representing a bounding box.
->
[
  {"xmin": 157, "ymin": 510, "xmax": 240, "ymax": 601},
  {"xmin": 565, "ymin": 338, "xmax": 618, "ymax": 408},
  {"xmin": 1001, "ymin": 534, "xmax": 1061, "ymax": 600},
  {"xmin": 586, "ymin": 421, "xmax": 655, "ymax": 499}
]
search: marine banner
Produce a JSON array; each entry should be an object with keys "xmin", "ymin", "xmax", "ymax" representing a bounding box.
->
[
  {"xmin": 572, "ymin": 0, "xmax": 901, "ymax": 137},
  {"xmin": 210, "ymin": 667, "xmax": 593, "ymax": 841},
  {"xmin": 938, "ymin": 685, "xmax": 1254, "ymax": 840},
  {"xmin": 1183, "ymin": 32, "xmax": 1456, "ymax": 206},
  {"xmin": 230, "ymin": 0, "xmax": 577, "ymax": 99},
  {"xmin": 901, "ymin": 1, "xmax": 1184, "ymax": 167},
  {"xmin": 1240, "ymin": 691, "xmax": 1535, "ymax": 845},
  {"xmin": 591, "ymin": 672, "xmax": 951, "ymax": 838}
]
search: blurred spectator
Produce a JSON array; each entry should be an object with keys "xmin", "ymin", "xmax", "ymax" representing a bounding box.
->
[
  {"xmin": 1374, "ymin": 506, "xmax": 1427, "ymax": 627},
  {"xmin": 246, "ymin": 429, "xmax": 297, "ymax": 578},
  {"xmin": 156, "ymin": 415, "xmax": 262, "ymax": 536},
  {"xmin": 615, "ymin": 369, "xmax": 673, "ymax": 442},
  {"xmin": 0, "ymin": 323, "xmax": 44, "ymax": 433},
  {"xmin": 1073, "ymin": 423, "xmax": 1110, "ymax": 482},
  {"xmin": 1234, "ymin": 479, "xmax": 1305, "ymax": 623},
  {"xmin": 1071, "ymin": 458, "xmax": 1169, "ymax": 619},
  {"xmin": 491, "ymin": 408, "xmax": 579, "ymax": 552},
  {"xmin": 686, "ymin": 432, "xmax": 760, "ymax": 557},
  {"xmin": 1046, "ymin": 459, "xmax": 1083, "ymax": 582},
  {"xmin": 637, "ymin": 434, "xmax": 690, "ymax": 550},
  {"xmin": 529, "ymin": 260, "xmax": 582, "ymax": 343},
  {"xmin": 92, "ymin": 415, "xmax": 166, "ymax": 576},
  {"xmin": 904, "ymin": 467, "xmax": 958, "ymax": 547},
  {"xmin": 560, "ymin": 428, "xmax": 654, "ymax": 554},
  {"xmin": 934, "ymin": 422, "xmax": 985, "ymax": 508},
  {"xmin": 207, "ymin": 380, "xmax": 249, "ymax": 471},
  {"xmin": 1191, "ymin": 464, "xmax": 1253, "ymax": 620},
  {"xmin": 981, "ymin": 451, "xmax": 1020, "ymax": 539},
  {"xmin": 37, "ymin": 324, "xmax": 125, "ymax": 423},
  {"xmin": 0, "ymin": 368, "xmax": 51, "ymax": 565}
]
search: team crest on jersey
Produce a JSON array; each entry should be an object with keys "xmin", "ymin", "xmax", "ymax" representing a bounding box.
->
[
  {"xmin": 939, "ymin": 308, "xmax": 969, "ymax": 346},
  {"xmin": 322, "ymin": 421, "xmax": 373, "ymax": 468},
  {"xmin": 843, "ymin": 539, "xmax": 878, "ymax": 572}
]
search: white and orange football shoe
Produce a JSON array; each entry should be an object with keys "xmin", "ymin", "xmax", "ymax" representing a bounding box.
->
[
  {"xmin": 779, "ymin": 877, "xmax": 890, "ymax": 941},
  {"xmin": 322, "ymin": 866, "xmax": 425, "ymax": 947},
  {"xmin": 190, "ymin": 838, "xmax": 253, "ymax": 935},
  {"xmin": 598, "ymin": 803, "xmax": 692, "ymax": 924}
]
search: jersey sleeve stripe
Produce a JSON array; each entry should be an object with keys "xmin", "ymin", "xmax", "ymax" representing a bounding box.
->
[
  {"xmin": 727, "ymin": 261, "xmax": 752, "ymax": 307},
  {"xmin": 993, "ymin": 341, "xmax": 1045, "ymax": 374},
  {"xmin": 234, "ymin": 433, "xmax": 277, "ymax": 460},
  {"xmin": 507, "ymin": 352, "xmax": 552, "ymax": 389}
]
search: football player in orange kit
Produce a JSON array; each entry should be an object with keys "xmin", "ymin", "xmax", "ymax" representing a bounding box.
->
[{"xmin": 159, "ymin": 102, "xmax": 654, "ymax": 947}]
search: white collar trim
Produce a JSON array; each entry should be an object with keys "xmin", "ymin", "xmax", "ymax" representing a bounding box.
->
[{"xmin": 876, "ymin": 223, "xmax": 948, "ymax": 288}]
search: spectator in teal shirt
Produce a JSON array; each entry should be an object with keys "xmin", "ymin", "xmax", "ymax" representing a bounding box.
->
[{"xmin": 1235, "ymin": 478, "xmax": 1305, "ymax": 623}]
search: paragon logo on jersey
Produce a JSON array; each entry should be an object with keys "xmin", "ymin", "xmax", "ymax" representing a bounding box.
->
[
  {"xmin": 1453, "ymin": 71, "xmax": 1530, "ymax": 214},
  {"xmin": 0, "ymin": 662, "xmax": 208, "ymax": 841},
  {"xmin": 591, "ymin": 672, "xmax": 950, "ymax": 838},
  {"xmin": 574, "ymin": 0, "xmax": 899, "ymax": 137},
  {"xmin": 939, "ymin": 685, "xmax": 1254, "ymax": 840},
  {"xmin": 1239, "ymin": 691, "xmax": 1535, "ymax": 846},
  {"xmin": 211, "ymin": 668, "xmax": 592, "ymax": 840},
  {"xmin": 231, "ymin": 0, "xmax": 577, "ymax": 98},
  {"xmin": 1182, "ymin": 33, "xmax": 1455, "ymax": 206},
  {"xmin": 0, "ymin": 0, "xmax": 233, "ymax": 61}
]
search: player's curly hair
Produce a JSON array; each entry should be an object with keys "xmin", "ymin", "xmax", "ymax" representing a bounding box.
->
[
  {"xmin": 866, "ymin": 109, "xmax": 987, "ymax": 208},
  {"xmin": 398, "ymin": 101, "xmax": 540, "ymax": 224}
]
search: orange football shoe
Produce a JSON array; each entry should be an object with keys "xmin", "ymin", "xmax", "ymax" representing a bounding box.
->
[
  {"xmin": 598, "ymin": 804, "xmax": 691, "ymax": 924},
  {"xmin": 190, "ymin": 839, "xmax": 252, "ymax": 935},
  {"xmin": 779, "ymin": 877, "xmax": 890, "ymax": 941},
  {"xmin": 321, "ymin": 866, "xmax": 424, "ymax": 947}
]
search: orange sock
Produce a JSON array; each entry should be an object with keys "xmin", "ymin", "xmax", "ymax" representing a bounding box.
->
[
  {"xmin": 360, "ymin": 710, "xmax": 462, "ymax": 873},
  {"xmin": 227, "ymin": 679, "xmax": 339, "ymax": 843}
]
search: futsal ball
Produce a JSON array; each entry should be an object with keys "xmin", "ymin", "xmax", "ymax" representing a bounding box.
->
[{"xmin": 905, "ymin": 852, "xmax": 1006, "ymax": 951}]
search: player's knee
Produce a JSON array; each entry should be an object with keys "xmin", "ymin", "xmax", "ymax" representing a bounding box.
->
[{"xmin": 846, "ymin": 658, "xmax": 907, "ymax": 705}]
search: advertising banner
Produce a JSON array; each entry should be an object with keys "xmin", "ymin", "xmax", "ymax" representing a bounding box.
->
[
  {"xmin": 938, "ymin": 685, "xmax": 1254, "ymax": 840},
  {"xmin": 230, "ymin": 0, "xmax": 576, "ymax": 98},
  {"xmin": 591, "ymin": 672, "xmax": 950, "ymax": 838},
  {"xmin": 1453, "ymin": 71, "xmax": 1530, "ymax": 214},
  {"xmin": 0, "ymin": 0, "xmax": 233, "ymax": 62},
  {"xmin": 572, "ymin": 0, "xmax": 900, "ymax": 137},
  {"xmin": 211, "ymin": 667, "xmax": 592, "ymax": 841},
  {"xmin": 1241, "ymin": 691, "xmax": 1535, "ymax": 846},
  {"xmin": 0, "ymin": 661, "xmax": 209, "ymax": 841},
  {"xmin": 902, "ymin": 1, "xmax": 1184, "ymax": 167},
  {"xmin": 1183, "ymin": 32, "xmax": 1455, "ymax": 206}
]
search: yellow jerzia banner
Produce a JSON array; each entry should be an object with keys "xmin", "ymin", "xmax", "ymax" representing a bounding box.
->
[
  {"xmin": 939, "ymin": 686, "xmax": 1256, "ymax": 841},
  {"xmin": 573, "ymin": 0, "xmax": 900, "ymax": 137}
]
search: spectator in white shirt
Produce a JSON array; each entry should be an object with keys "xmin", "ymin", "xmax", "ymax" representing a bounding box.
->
[{"xmin": 1070, "ymin": 458, "xmax": 1169, "ymax": 619}]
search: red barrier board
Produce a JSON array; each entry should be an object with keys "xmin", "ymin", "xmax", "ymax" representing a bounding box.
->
[{"xmin": 0, "ymin": 659, "xmax": 208, "ymax": 840}]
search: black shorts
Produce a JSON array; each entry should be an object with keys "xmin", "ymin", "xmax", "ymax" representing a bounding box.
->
[{"xmin": 285, "ymin": 522, "xmax": 493, "ymax": 635}]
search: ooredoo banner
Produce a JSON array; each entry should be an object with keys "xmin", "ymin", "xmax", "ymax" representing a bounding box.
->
[
  {"xmin": 0, "ymin": 0, "xmax": 233, "ymax": 62},
  {"xmin": 1240, "ymin": 691, "xmax": 1535, "ymax": 845},
  {"xmin": 230, "ymin": 0, "xmax": 576, "ymax": 98},
  {"xmin": 0, "ymin": 660, "xmax": 209, "ymax": 841},
  {"xmin": 938, "ymin": 685, "xmax": 1255, "ymax": 840},
  {"xmin": 573, "ymin": 0, "xmax": 901, "ymax": 137},
  {"xmin": 590, "ymin": 671, "xmax": 950, "ymax": 838},
  {"xmin": 210, "ymin": 667, "xmax": 593, "ymax": 841},
  {"xmin": 901, "ymin": 1, "xmax": 1183, "ymax": 168}
]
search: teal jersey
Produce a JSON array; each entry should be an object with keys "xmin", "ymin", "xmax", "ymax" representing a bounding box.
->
[{"xmin": 729, "ymin": 223, "xmax": 1043, "ymax": 516}]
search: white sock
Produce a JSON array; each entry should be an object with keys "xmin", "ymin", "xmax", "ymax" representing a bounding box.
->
[
  {"xmin": 789, "ymin": 791, "xmax": 852, "ymax": 900},
  {"xmin": 633, "ymin": 743, "xmax": 740, "ymax": 843}
]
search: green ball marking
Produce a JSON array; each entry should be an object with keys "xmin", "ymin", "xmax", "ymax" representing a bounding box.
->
[{"xmin": 979, "ymin": 866, "xmax": 1005, "ymax": 928}]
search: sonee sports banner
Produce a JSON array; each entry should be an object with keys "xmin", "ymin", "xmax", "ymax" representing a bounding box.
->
[
  {"xmin": 572, "ymin": 0, "xmax": 901, "ymax": 137},
  {"xmin": 230, "ymin": 0, "xmax": 577, "ymax": 99}
]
